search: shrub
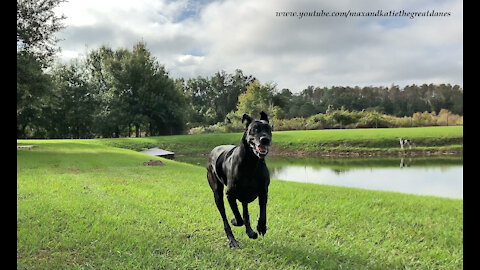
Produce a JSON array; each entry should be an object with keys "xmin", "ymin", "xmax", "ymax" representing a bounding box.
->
[
  {"xmin": 305, "ymin": 114, "xmax": 328, "ymax": 130},
  {"xmin": 273, "ymin": 118, "xmax": 306, "ymax": 131},
  {"xmin": 357, "ymin": 111, "xmax": 389, "ymax": 128},
  {"xmin": 437, "ymin": 109, "xmax": 461, "ymax": 126},
  {"xmin": 412, "ymin": 111, "xmax": 438, "ymax": 126},
  {"xmin": 187, "ymin": 108, "xmax": 463, "ymax": 134}
]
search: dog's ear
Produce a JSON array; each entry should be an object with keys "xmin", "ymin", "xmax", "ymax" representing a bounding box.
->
[
  {"xmin": 260, "ymin": 111, "xmax": 269, "ymax": 123},
  {"xmin": 242, "ymin": 113, "xmax": 253, "ymax": 128}
]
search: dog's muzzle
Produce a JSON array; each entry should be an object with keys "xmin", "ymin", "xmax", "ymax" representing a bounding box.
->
[{"xmin": 251, "ymin": 137, "xmax": 271, "ymax": 158}]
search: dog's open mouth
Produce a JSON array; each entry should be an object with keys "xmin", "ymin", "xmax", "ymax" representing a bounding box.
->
[
  {"xmin": 257, "ymin": 145, "xmax": 268, "ymax": 154},
  {"xmin": 251, "ymin": 143, "xmax": 269, "ymax": 158}
]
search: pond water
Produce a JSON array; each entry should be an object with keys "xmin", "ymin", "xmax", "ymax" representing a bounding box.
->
[
  {"xmin": 268, "ymin": 156, "xmax": 463, "ymax": 199},
  {"xmin": 176, "ymin": 155, "xmax": 463, "ymax": 199}
]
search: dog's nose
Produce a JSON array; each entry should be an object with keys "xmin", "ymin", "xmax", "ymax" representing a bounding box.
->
[{"xmin": 260, "ymin": 137, "xmax": 271, "ymax": 145}]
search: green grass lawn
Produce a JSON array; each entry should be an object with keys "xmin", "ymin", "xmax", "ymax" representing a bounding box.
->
[
  {"xmin": 17, "ymin": 139, "xmax": 463, "ymax": 269},
  {"xmin": 79, "ymin": 126, "xmax": 463, "ymax": 156}
]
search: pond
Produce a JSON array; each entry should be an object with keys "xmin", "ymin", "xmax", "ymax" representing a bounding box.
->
[
  {"xmin": 176, "ymin": 155, "xmax": 463, "ymax": 199},
  {"xmin": 268, "ymin": 156, "xmax": 463, "ymax": 199}
]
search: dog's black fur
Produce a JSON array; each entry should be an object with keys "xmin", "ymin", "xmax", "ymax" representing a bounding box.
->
[{"xmin": 206, "ymin": 111, "xmax": 272, "ymax": 248}]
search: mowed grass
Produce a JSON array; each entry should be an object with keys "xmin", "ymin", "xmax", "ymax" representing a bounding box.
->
[
  {"xmin": 86, "ymin": 126, "xmax": 463, "ymax": 155},
  {"xmin": 17, "ymin": 139, "xmax": 462, "ymax": 269}
]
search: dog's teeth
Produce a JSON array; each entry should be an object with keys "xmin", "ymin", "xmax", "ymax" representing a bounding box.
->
[{"xmin": 257, "ymin": 145, "xmax": 268, "ymax": 154}]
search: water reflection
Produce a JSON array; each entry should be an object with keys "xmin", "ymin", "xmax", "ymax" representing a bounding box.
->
[
  {"xmin": 268, "ymin": 156, "xmax": 463, "ymax": 199},
  {"xmin": 399, "ymin": 158, "xmax": 411, "ymax": 168},
  {"xmin": 176, "ymin": 155, "xmax": 463, "ymax": 199}
]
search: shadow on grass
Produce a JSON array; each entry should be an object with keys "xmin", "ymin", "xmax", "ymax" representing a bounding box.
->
[
  {"xmin": 263, "ymin": 241, "xmax": 383, "ymax": 270},
  {"xmin": 189, "ymin": 236, "xmax": 388, "ymax": 270}
]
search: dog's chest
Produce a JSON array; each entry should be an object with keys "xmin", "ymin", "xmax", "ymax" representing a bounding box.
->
[{"xmin": 230, "ymin": 176, "xmax": 261, "ymax": 203}]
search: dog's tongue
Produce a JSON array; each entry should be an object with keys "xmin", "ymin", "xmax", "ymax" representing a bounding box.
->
[{"xmin": 257, "ymin": 145, "xmax": 267, "ymax": 153}]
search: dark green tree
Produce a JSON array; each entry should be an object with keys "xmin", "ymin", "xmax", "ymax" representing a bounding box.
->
[
  {"xmin": 17, "ymin": 0, "xmax": 66, "ymax": 138},
  {"xmin": 48, "ymin": 61, "xmax": 97, "ymax": 138},
  {"xmin": 17, "ymin": 52, "xmax": 53, "ymax": 137},
  {"xmin": 86, "ymin": 42, "xmax": 187, "ymax": 136},
  {"xmin": 17, "ymin": 0, "xmax": 66, "ymax": 66},
  {"xmin": 182, "ymin": 70, "xmax": 254, "ymax": 125}
]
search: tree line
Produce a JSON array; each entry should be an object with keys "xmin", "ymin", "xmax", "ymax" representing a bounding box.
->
[
  {"xmin": 17, "ymin": 0, "xmax": 463, "ymax": 139},
  {"xmin": 17, "ymin": 41, "xmax": 464, "ymax": 138},
  {"xmin": 271, "ymin": 83, "xmax": 463, "ymax": 119}
]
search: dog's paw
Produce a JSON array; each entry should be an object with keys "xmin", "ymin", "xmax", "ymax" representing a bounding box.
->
[
  {"xmin": 229, "ymin": 239, "xmax": 241, "ymax": 248},
  {"xmin": 247, "ymin": 230, "xmax": 258, "ymax": 239},
  {"xmin": 231, "ymin": 218, "xmax": 244, "ymax": 227},
  {"xmin": 257, "ymin": 224, "xmax": 267, "ymax": 236}
]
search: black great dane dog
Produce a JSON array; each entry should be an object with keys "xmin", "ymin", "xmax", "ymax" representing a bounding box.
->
[{"xmin": 207, "ymin": 111, "xmax": 272, "ymax": 248}]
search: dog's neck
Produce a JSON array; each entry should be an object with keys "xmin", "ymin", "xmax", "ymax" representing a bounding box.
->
[{"xmin": 239, "ymin": 134, "xmax": 262, "ymax": 165}]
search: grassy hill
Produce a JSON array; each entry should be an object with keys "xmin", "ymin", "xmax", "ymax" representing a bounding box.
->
[
  {"xmin": 57, "ymin": 126, "xmax": 464, "ymax": 158},
  {"xmin": 17, "ymin": 139, "xmax": 463, "ymax": 269}
]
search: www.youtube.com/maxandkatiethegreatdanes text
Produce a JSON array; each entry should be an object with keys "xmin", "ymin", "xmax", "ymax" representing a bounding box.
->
[{"xmin": 275, "ymin": 10, "xmax": 452, "ymax": 19}]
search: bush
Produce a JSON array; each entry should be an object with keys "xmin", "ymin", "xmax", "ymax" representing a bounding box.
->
[
  {"xmin": 328, "ymin": 110, "xmax": 358, "ymax": 128},
  {"xmin": 273, "ymin": 118, "xmax": 306, "ymax": 131},
  {"xmin": 357, "ymin": 111, "xmax": 388, "ymax": 128},
  {"xmin": 412, "ymin": 111, "xmax": 438, "ymax": 126},
  {"xmin": 187, "ymin": 108, "xmax": 463, "ymax": 134},
  {"xmin": 305, "ymin": 114, "xmax": 328, "ymax": 129},
  {"xmin": 437, "ymin": 109, "xmax": 461, "ymax": 126}
]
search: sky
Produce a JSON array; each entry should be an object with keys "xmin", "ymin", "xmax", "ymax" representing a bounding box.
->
[{"xmin": 53, "ymin": 0, "xmax": 463, "ymax": 93}]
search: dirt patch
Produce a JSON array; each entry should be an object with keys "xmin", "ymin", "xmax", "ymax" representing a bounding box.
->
[
  {"xmin": 142, "ymin": 160, "xmax": 165, "ymax": 166},
  {"xmin": 178, "ymin": 146, "xmax": 462, "ymax": 158},
  {"xmin": 268, "ymin": 147, "xmax": 463, "ymax": 157},
  {"xmin": 17, "ymin": 145, "xmax": 37, "ymax": 150}
]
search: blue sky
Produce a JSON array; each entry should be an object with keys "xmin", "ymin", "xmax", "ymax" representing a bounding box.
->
[{"xmin": 53, "ymin": 0, "xmax": 463, "ymax": 92}]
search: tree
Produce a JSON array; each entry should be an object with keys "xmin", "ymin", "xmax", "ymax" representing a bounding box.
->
[
  {"xmin": 215, "ymin": 70, "xmax": 255, "ymax": 122},
  {"xmin": 298, "ymin": 102, "xmax": 316, "ymax": 117},
  {"xmin": 272, "ymin": 88, "xmax": 293, "ymax": 112},
  {"xmin": 49, "ymin": 61, "xmax": 97, "ymax": 138},
  {"xmin": 17, "ymin": 52, "xmax": 53, "ymax": 137},
  {"xmin": 85, "ymin": 42, "xmax": 187, "ymax": 136},
  {"xmin": 86, "ymin": 46, "xmax": 131, "ymax": 137},
  {"xmin": 182, "ymin": 69, "xmax": 254, "ymax": 126},
  {"xmin": 17, "ymin": 0, "xmax": 66, "ymax": 138},
  {"xmin": 235, "ymin": 80, "xmax": 275, "ymax": 117},
  {"xmin": 17, "ymin": 0, "xmax": 66, "ymax": 66},
  {"xmin": 184, "ymin": 76, "xmax": 213, "ymax": 125}
]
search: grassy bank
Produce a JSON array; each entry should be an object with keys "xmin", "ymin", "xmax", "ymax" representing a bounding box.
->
[
  {"xmin": 166, "ymin": 152, "xmax": 464, "ymax": 169},
  {"xmin": 17, "ymin": 140, "xmax": 463, "ymax": 269},
  {"xmin": 82, "ymin": 126, "xmax": 463, "ymax": 157}
]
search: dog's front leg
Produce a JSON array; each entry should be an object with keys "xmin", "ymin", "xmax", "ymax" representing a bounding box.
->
[
  {"xmin": 215, "ymin": 194, "xmax": 240, "ymax": 248},
  {"xmin": 242, "ymin": 202, "xmax": 258, "ymax": 239},
  {"xmin": 257, "ymin": 191, "xmax": 268, "ymax": 236},
  {"xmin": 227, "ymin": 194, "xmax": 244, "ymax": 227}
]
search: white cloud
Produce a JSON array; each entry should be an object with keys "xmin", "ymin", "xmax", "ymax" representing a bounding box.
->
[
  {"xmin": 54, "ymin": 0, "xmax": 463, "ymax": 92},
  {"xmin": 176, "ymin": 54, "xmax": 205, "ymax": 65}
]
